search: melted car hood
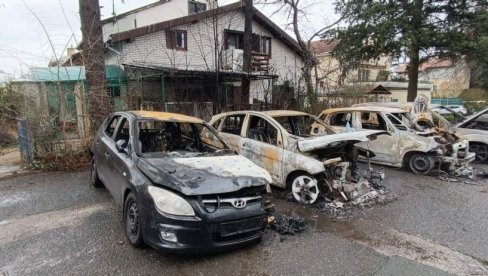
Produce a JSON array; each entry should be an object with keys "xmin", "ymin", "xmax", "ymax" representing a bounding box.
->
[
  {"xmin": 137, "ymin": 155, "xmax": 272, "ymax": 196},
  {"xmin": 297, "ymin": 130, "xmax": 389, "ymax": 152}
]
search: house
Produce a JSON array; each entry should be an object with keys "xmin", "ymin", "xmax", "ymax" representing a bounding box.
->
[
  {"xmin": 310, "ymin": 39, "xmax": 391, "ymax": 94},
  {"xmin": 395, "ymin": 58, "xmax": 471, "ymax": 98},
  {"xmin": 101, "ymin": 0, "xmax": 305, "ymax": 113}
]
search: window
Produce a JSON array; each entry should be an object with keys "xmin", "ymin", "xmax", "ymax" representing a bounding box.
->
[
  {"xmin": 358, "ymin": 69, "xmax": 370, "ymax": 82},
  {"xmin": 360, "ymin": 112, "xmax": 388, "ymax": 131},
  {"xmin": 224, "ymin": 31, "xmax": 244, "ymax": 50},
  {"xmin": 329, "ymin": 112, "xmax": 352, "ymax": 127},
  {"xmin": 166, "ymin": 30, "xmax": 187, "ymax": 50},
  {"xmin": 211, "ymin": 117, "xmax": 223, "ymax": 130},
  {"xmin": 188, "ymin": 1, "xmax": 206, "ymax": 15},
  {"xmin": 247, "ymin": 116, "xmax": 278, "ymax": 145},
  {"xmin": 252, "ymin": 34, "xmax": 271, "ymax": 56},
  {"xmin": 114, "ymin": 118, "xmax": 130, "ymax": 146},
  {"xmin": 221, "ymin": 115, "xmax": 245, "ymax": 135},
  {"xmin": 105, "ymin": 116, "xmax": 120, "ymax": 138}
]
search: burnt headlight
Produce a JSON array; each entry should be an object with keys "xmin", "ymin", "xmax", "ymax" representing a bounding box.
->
[
  {"xmin": 333, "ymin": 166, "xmax": 343, "ymax": 178},
  {"xmin": 148, "ymin": 186, "xmax": 195, "ymax": 216}
]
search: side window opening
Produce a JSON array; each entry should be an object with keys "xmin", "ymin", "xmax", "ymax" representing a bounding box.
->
[
  {"xmin": 329, "ymin": 112, "xmax": 352, "ymax": 127},
  {"xmin": 105, "ymin": 115, "xmax": 121, "ymax": 138},
  {"xmin": 221, "ymin": 115, "xmax": 245, "ymax": 135},
  {"xmin": 247, "ymin": 116, "xmax": 278, "ymax": 145},
  {"xmin": 114, "ymin": 118, "xmax": 130, "ymax": 147},
  {"xmin": 360, "ymin": 112, "xmax": 388, "ymax": 131},
  {"xmin": 212, "ymin": 117, "xmax": 223, "ymax": 130}
]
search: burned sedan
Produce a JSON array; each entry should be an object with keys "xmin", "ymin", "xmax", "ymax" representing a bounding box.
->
[
  {"xmin": 90, "ymin": 111, "xmax": 272, "ymax": 253},
  {"xmin": 208, "ymin": 110, "xmax": 386, "ymax": 204},
  {"xmin": 319, "ymin": 106, "xmax": 475, "ymax": 176}
]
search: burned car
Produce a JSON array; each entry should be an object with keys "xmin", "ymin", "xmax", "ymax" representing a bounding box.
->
[
  {"xmin": 208, "ymin": 110, "xmax": 386, "ymax": 204},
  {"xmin": 355, "ymin": 99, "xmax": 488, "ymax": 163},
  {"xmin": 90, "ymin": 111, "xmax": 272, "ymax": 253},
  {"xmin": 319, "ymin": 106, "xmax": 475, "ymax": 176}
]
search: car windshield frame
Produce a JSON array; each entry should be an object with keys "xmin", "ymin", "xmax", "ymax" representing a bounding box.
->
[
  {"xmin": 134, "ymin": 119, "xmax": 232, "ymax": 158},
  {"xmin": 271, "ymin": 114, "xmax": 334, "ymax": 137}
]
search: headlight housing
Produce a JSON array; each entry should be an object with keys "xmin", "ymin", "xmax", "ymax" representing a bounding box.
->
[{"xmin": 148, "ymin": 186, "xmax": 195, "ymax": 217}]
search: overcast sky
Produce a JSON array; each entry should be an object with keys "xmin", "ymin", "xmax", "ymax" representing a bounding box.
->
[{"xmin": 0, "ymin": 0, "xmax": 337, "ymax": 77}]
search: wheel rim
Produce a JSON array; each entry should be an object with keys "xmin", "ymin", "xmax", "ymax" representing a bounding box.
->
[
  {"xmin": 126, "ymin": 201, "xmax": 140, "ymax": 241},
  {"xmin": 412, "ymin": 155, "xmax": 432, "ymax": 173},
  {"xmin": 291, "ymin": 175, "xmax": 319, "ymax": 204},
  {"xmin": 470, "ymin": 144, "xmax": 488, "ymax": 162}
]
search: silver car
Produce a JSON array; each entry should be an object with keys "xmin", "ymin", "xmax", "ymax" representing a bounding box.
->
[{"xmin": 208, "ymin": 110, "xmax": 385, "ymax": 204}]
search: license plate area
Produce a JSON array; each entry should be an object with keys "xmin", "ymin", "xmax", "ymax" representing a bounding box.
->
[{"xmin": 219, "ymin": 217, "xmax": 263, "ymax": 237}]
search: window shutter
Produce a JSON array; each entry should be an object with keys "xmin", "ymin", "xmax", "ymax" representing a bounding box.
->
[
  {"xmin": 252, "ymin": 34, "xmax": 260, "ymax": 52},
  {"xmin": 182, "ymin": 30, "xmax": 188, "ymax": 50},
  {"xmin": 224, "ymin": 31, "xmax": 229, "ymax": 50},
  {"xmin": 166, "ymin": 30, "xmax": 175, "ymax": 49},
  {"xmin": 267, "ymin": 37, "xmax": 272, "ymax": 57}
]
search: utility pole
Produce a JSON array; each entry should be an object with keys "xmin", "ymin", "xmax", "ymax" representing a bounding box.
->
[
  {"xmin": 241, "ymin": 0, "xmax": 253, "ymax": 106},
  {"xmin": 79, "ymin": 0, "xmax": 108, "ymax": 132}
]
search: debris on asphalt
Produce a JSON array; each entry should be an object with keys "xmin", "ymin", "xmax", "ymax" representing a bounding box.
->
[{"xmin": 268, "ymin": 214, "xmax": 307, "ymax": 235}]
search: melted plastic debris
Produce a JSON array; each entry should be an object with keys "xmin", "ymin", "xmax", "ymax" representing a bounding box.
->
[{"xmin": 267, "ymin": 214, "xmax": 307, "ymax": 235}]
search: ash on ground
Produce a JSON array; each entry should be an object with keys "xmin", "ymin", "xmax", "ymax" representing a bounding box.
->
[
  {"xmin": 316, "ymin": 188, "xmax": 398, "ymax": 220},
  {"xmin": 267, "ymin": 214, "xmax": 308, "ymax": 236}
]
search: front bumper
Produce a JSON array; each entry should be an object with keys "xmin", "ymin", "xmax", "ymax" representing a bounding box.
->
[{"xmin": 140, "ymin": 200, "xmax": 266, "ymax": 254}]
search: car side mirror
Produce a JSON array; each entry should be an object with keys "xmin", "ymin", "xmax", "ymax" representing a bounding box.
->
[{"xmin": 115, "ymin": 140, "xmax": 128, "ymax": 154}]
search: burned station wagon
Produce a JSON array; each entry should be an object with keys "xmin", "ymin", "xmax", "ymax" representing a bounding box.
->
[
  {"xmin": 319, "ymin": 106, "xmax": 475, "ymax": 175},
  {"xmin": 208, "ymin": 110, "xmax": 386, "ymax": 204},
  {"xmin": 90, "ymin": 111, "xmax": 272, "ymax": 253}
]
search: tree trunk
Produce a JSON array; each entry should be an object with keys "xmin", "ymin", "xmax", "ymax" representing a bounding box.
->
[
  {"xmin": 241, "ymin": 0, "xmax": 253, "ymax": 106},
  {"xmin": 407, "ymin": 42, "xmax": 420, "ymax": 102},
  {"xmin": 79, "ymin": 0, "xmax": 108, "ymax": 132},
  {"xmin": 406, "ymin": 0, "xmax": 423, "ymax": 102}
]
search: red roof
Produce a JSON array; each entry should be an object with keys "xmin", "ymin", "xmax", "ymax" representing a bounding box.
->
[
  {"xmin": 396, "ymin": 58, "xmax": 454, "ymax": 73},
  {"xmin": 309, "ymin": 39, "xmax": 340, "ymax": 54}
]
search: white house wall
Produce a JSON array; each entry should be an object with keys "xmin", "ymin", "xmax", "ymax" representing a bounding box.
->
[
  {"xmin": 102, "ymin": 0, "xmax": 209, "ymax": 42},
  {"xmin": 105, "ymin": 10, "xmax": 304, "ymax": 104}
]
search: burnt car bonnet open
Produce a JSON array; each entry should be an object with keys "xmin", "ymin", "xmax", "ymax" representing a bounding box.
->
[{"xmin": 90, "ymin": 111, "xmax": 272, "ymax": 253}]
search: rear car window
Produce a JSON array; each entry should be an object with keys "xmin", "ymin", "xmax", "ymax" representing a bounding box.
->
[{"xmin": 221, "ymin": 115, "xmax": 245, "ymax": 135}]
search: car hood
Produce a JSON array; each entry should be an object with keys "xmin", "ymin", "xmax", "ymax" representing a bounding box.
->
[
  {"xmin": 137, "ymin": 155, "xmax": 272, "ymax": 196},
  {"xmin": 297, "ymin": 130, "xmax": 389, "ymax": 152}
]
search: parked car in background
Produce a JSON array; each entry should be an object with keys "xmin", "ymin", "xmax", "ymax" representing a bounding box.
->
[
  {"xmin": 319, "ymin": 106, "xmax": 475, "ymax": 175},
  {"xmin": 354, "ymin": 101, "xmax": 488, "ymax": 163},
  {"xmin": 91, "ymin": 111, "xmax": 272, "ymax": 253},
  {"xmin": 208, "ymin": 110, "xmax": 386, "ymax": 204},
  {"xmin": 431, "ymin": 104, "xmax": 468, "ymax": 115}
]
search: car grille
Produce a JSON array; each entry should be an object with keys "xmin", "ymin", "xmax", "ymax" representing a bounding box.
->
[
  {"xmin": 202, "ymin": 196, "xmax": 262, "ymax": 210},
  {"xmin": 207, "ymin": 216, "xmax": 265, "ymax": 242}
]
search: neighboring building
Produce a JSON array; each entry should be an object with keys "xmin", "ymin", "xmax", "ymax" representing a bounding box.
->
[
  {"xmin": 310, "ymin": 40, "xmax": 391, "ymax": 94},
  {"xmin": 396, "ymin": 58, "xmax": 471, "ymax": 97},
  {"xmin": 101, "ymin": 0, "xmax": 305, "ymax": 111},
  {"xmin": 317, "ymin": 81, "xmax": 433, "ymax": 105}
]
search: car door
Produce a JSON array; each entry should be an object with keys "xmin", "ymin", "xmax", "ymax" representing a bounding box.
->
[
  {"xmin": 355, "ymin": 111, "xmax": 400, "ymax": 164},
  {"xmin": 97, "ymin": 115, "xmax": 121, "ymax": 188},
  {"xmin": 217, "ymin": 114, "xmax": 247, "ymax": 151},
  {"xmin": 239, "ymin": 115, "xmax": 283, "ymax": 183},
  {"xmin": 108, "ymin": 116, "xmax": 132, "ymax": 205}
]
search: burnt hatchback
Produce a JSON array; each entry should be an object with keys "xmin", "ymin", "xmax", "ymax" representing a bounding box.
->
[{"xmin": 90, "ymin": 111, "xmax": 272, "ymax": 253}]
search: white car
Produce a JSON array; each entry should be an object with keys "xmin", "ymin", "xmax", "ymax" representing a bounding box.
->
[
  {"xmin": 431, "ymin": 104, "xmax": 468, "ymax": 115},
  {"xmin": 319, "ymin": 106, "xmax": 475, "ymax": 175},
  {"xmin": 207, "ymin": 110, "xmax": 386, "ymax": 204}
]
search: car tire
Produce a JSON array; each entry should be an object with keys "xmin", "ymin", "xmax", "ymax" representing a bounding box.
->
[
  {"xmin": 124, "ymin": 193, "xmax": 145, "ymax": 248},
  {"xmin": 470, "ymin": 143, "xmax": 488, "ymax": 163},
  {"xmin": 91, "ymin": 159, "xmax": 103, "ymax": 188},
  {"xmin": 289, "ymin": 173, "xmax": 321, "ymax": 204},
  {"xmin": 409, "ymin": 154, "xmax": 435, "ymax": 174}
]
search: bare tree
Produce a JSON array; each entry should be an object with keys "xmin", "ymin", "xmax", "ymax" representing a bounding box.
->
[
  {"xmin": 79, "ymin": 0, "xmax": 109, "ymax": 132},
  {"xmin": 257, "ymin": 0, "xmax": 342, "ymax": 112}
]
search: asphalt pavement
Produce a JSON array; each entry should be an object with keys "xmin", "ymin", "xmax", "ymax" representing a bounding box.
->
[{"xmin": 1, "ymin": 164, "xmax": 487, "ymax": 275}]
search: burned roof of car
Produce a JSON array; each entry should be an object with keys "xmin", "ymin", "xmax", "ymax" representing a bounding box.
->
[
  {"xmin": 322, "ymin": 106, "xmax": 407, "ymax": 114},
  {"xmin": 129, "ymin": 111, "xmax": 204, "ymax": 124},
  {"xmin": 215, "ymin": 110, "xmax": 310, "ymax": 117}
]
